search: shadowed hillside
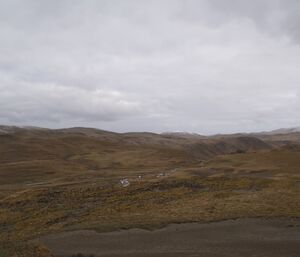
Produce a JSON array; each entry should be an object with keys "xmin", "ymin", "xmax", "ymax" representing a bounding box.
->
[{"xmin": 0, "ymin": 126, "xmax": 273, "ymax": 187}]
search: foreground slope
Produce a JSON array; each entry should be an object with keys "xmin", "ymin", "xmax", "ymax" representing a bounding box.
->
[{"xmin": 38, "ymin": 219, "xmax": 300, "ymax": 257}]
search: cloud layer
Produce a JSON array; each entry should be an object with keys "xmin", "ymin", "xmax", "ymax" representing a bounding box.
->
[{"xmin": 0, "ymin": 0, "xmax": 300, "ymax": 134}]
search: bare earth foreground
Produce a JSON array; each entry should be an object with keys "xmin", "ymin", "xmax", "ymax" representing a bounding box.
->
[{"xmin": 37, "ymin": 218, "xmax": 300, "ymax": 257}]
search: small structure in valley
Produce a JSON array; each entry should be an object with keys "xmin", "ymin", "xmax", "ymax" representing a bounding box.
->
[{"xmin": 120, "ymin": 179, "xmax": 130, "ymax": 187}]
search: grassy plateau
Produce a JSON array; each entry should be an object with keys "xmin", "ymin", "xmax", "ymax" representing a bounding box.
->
[{"xmin": 0, "ymin": 127, "xmax": 299, "ymax": 256}]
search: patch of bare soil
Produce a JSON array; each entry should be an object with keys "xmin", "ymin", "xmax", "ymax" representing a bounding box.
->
[{"xmin": 37, "ymin": 218, "xmax": 300, "ymax": 257}]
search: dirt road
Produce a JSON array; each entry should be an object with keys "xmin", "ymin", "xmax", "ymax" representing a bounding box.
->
[{"xmin": 38, "ymin": 218, "xmax": 300, "ymax": 257}]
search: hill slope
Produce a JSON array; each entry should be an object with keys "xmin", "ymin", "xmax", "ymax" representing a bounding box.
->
[{"xmin": 0, "ymin": 126, "xmax": 299, "ymax": 256}]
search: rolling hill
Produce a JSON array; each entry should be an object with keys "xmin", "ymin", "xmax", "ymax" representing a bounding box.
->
[{"xmin": 0, "ymin": 126, "xmax": 299, "ymax": 257}]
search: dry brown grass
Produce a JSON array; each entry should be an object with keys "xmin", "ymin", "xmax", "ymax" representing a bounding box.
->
[
  {"xmin": 1, "ymin": 151, "xmax": 299, "ymax": 240},
  {"xmin": 0, "ymin": 129, "xmax": 299, "ymax": 256}
]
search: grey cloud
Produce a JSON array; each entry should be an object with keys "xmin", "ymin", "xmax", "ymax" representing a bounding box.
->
[
  {"xmin": 0, "ymin": 78, "xmax": 141, "ymax": 124},
  {"xmin": 0, "ymin": 0, "xmax": 299, "ymax": 133},
  {"xmin": 211, "ymin": 0, "xmax": 300, "ymax": 43},
  {"xmin": 176, "ymin": 0, "xmax": 300, "ymax": 43}
]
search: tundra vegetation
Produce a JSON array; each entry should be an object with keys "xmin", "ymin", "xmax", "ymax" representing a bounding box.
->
[{"xmin": 0, "ymin": 127, "xmax": 299, "ymax": 256}]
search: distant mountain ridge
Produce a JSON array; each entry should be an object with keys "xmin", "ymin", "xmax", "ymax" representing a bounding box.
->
[
  {"xmin": 1, "ymin": 125, "xmax": 300, "ymax": 137},
  {"xmin": 0, "ymin": 124, "xmax": 292, "ymax": 163},
  {"xmin": 260, "ymin": 127, "xmax": 300, "ymax": 135},
  {"xmin": 0, "ymin": 124, "xmax": 299, "ymax": 193}
]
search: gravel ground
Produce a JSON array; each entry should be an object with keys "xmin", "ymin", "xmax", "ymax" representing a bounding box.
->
[{"xmin": 38, "ymin": 218, "xmax": 300, "ymax": 257}]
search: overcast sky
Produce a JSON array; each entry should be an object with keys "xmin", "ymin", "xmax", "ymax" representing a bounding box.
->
[{"xmin": 0, "ymin": 0, "xmax": 300, "ymax": 134}]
